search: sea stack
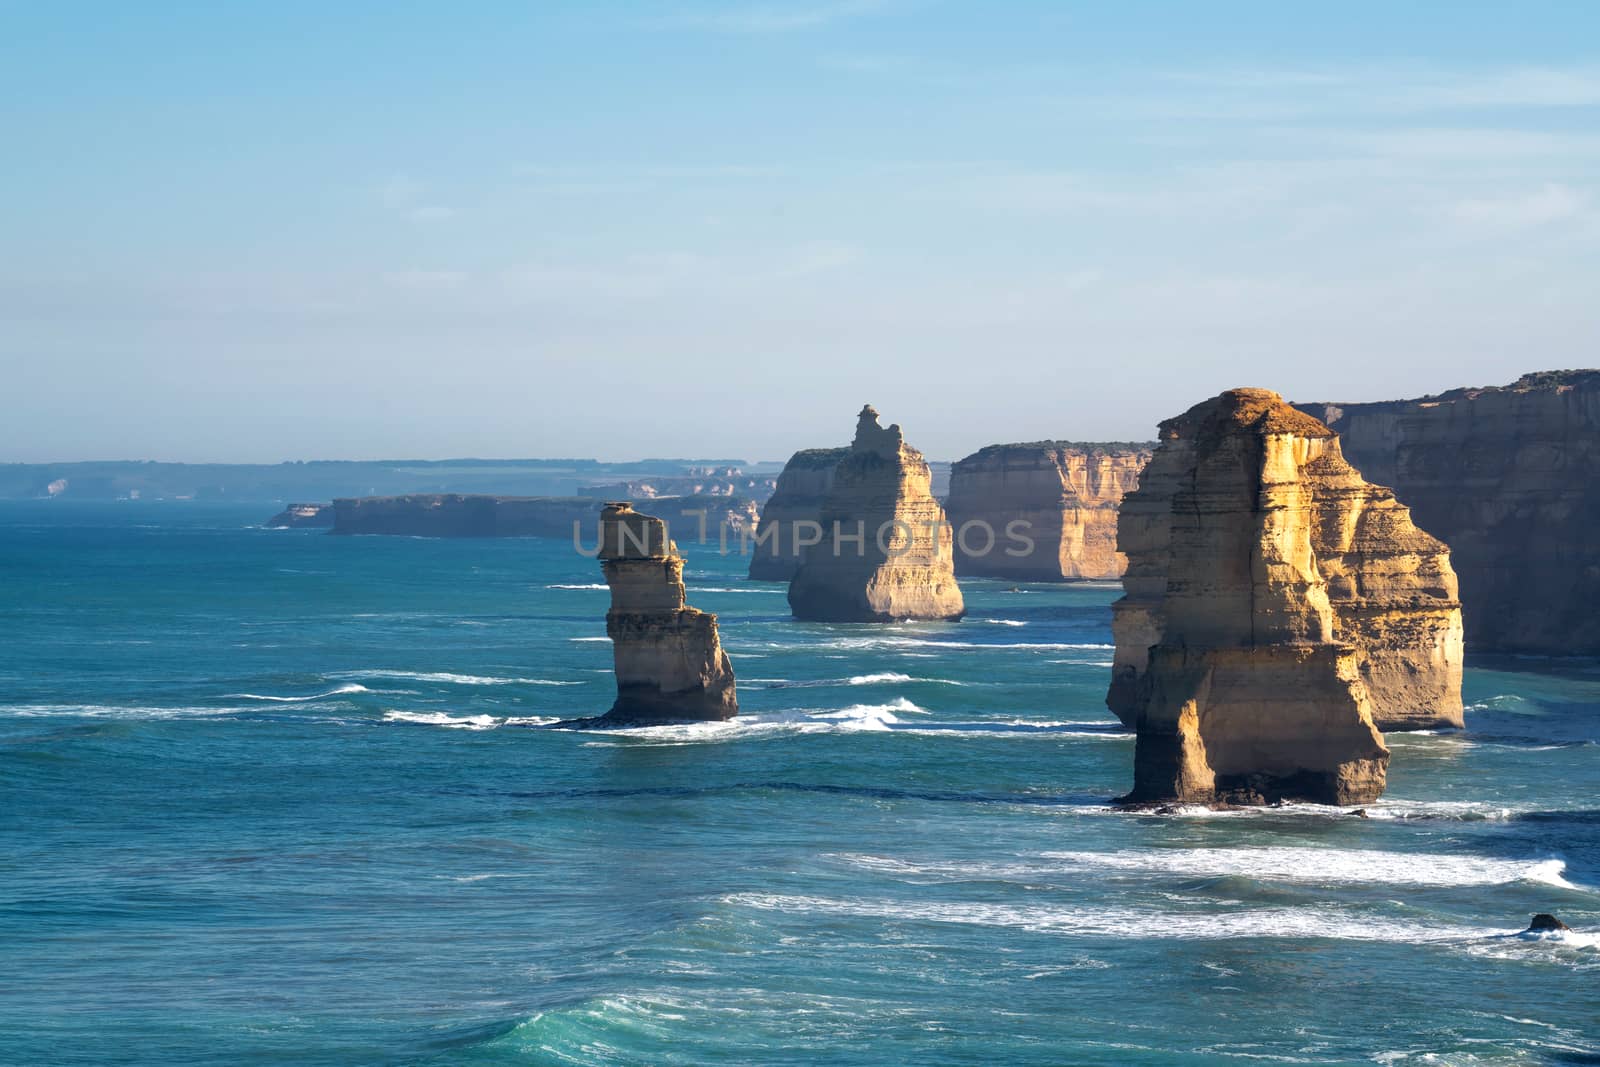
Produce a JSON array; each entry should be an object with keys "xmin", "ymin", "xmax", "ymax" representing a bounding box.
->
[
  {"xmin": 1111, "ymin": 391, "xmax": 1464, "ymax": 734},
  {"xmin": 1108, "ymin": 389, "xmax": 1453, "ymax": 806},
  {"xmin": 599, "ymin": 503, "xmax": 737, "ymax": 721},
  {"xmin": 945, "ymin": 442, "xmax": 1153, "ymax": 581},
  {"xmin": 787, "ymin": 406, "xmax": 965, "ymax": 622},
  {"xmin": 747, "ymin": 447, "xmax": 850, "ymax": 580},
  {"xmin": 1298, "ymin": 370, "xmax": 1600, "ymax": 657}
]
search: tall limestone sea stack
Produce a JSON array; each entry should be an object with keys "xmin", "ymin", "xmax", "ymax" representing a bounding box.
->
[
  {"xmin": 1297, "ymin": 370, "xmax": 1600, "ymax": 657},
  {"xmin": 747, "ymin": 447, "xmax": 850, "ymax": 581},
  {"xmin": 598, "ymin": 503, "xmax": 737, "ymax": 722},
  {"xmin": 945, "ymin": 442, "xmax": 1153, "ymax": 580},
  {"xmin": 1108, "ymin": 389, "xmax": 1465, "ymax": 806},
  {"xmin": 787, "ymin": 406, "xmax": 965, "ymax": 622}
]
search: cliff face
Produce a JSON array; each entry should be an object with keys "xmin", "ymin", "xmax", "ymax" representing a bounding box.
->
[
  {"xmin": 1108, "ymin": 390, "xmax": 1464, "ymax": 805},
  {"xmin": 329, "ymin": 494, "xmax": 759, "ymax": 544},
  {"xmin": 1111, "ymin": 391, "xmax": 1464, "ymax": 734},
  {"xmin": 747, "ymin": 447, "xmax": 849, "ymax": 581},
  {"xmin": 265, "ymin": 503, "xmax": 334, "ymax": 528},
  {"xmin": 787, "ymin": 406, "xmax": 965, "ymax": 622},
  {"xmin": 600, "ymin": 503, "xmax": 737, "ymax": 722},
  {"xmin": 1297, "ymin": 370, "xmax": 1600, "ymax": 657},
  {"xmin": 945, "ymin": 442, "xmax": 1153, "ymax": 580}
]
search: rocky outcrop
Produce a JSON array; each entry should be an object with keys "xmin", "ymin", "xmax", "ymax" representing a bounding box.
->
[
  {"xmin": 1111, "ymin": 391, "xmax": 1463, "ymax": 734},
  {"xmin": 747, "ymin": 447, "xmax": 849, "ymax": 580},
  {"xmin": 328, "ymin": 494, "xmax": 759, "ymax": 544},
  {"xmin": 265, "ymin": 503, "xmax": 334, "ymax": 528},
  {"xmin": 787, "ymin": 406, "xmax": 965, "ymax": 622},
  {"xmin": 599, "ymin": 503, "xmax": 737, "ymax": 722},
  {"xmin": 945, "ymin": 442, "xmax": 1153, "ymax": 580},
  {"xmin": 1108, "ymin": 390, "xmax": 1466, "ymax": 805},
  {"xmin": 1297, "ymin": 370, "xmax": 1600, "ymax": 657}
]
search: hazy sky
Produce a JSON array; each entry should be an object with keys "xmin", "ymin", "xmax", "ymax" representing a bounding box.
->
[{"xmin": 4, "ymin": 2, "xmax": 1598, "ymax": 463}]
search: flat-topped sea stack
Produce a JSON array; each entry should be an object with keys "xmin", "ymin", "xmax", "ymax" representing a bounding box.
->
[
  {"xmin": 747, "ymin": 447, "xmax": 849, "ymax": 580},
  {"xmin": 946, "ymin": 442, "xmax": 1153, "ymax": 580},
  {"xmin": 599, "ymin": 503, "xmax": 737, "ymax": 722},
  {"xmin": 1108, "ymin": 389, "xmax": 1463, "ymax": 806},
  {"xmin": 787, "ymin": 406, "xmax": 965, "ymax": 622},
  {"xmin": 1297, "ymin": 370, "xmax": 1600, "ymax": 657}
]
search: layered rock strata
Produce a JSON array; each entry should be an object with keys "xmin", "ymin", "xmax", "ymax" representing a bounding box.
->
[
  {"xmin": 599, "ymin": 503, "xmax": 737, "ymax": 722},
  {"xmin": 747, "ymin": 447, "xmax": 849, "ymax": 580},
  {"xmin": 787, "ymin": 406, "xmax": 965, "ymax": 622},
  {"xmin": 1108, "ymin": 390, "xmax": 1463, "ymax": 805},
  {"xmin": 1111, "ymin": 392, "xmax": 1463, "ymax": 734},
  {"xmin": 1297, "ymin": 370, "xmax": 1600, "ymax": 657},
  {"xmin": 945, "ymin": 442, "xmax": 1153, "ymax": 580}
]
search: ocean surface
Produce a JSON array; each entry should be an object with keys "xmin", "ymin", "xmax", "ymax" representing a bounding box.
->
[{"xmin": 2, "ymin": 501, "xmax": 1597, "ymax": 1067}]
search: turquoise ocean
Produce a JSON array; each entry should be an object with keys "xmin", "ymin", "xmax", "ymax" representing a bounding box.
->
[{"xmin": 2, "ymin": 501, "xmax": 1597, "ymax": 1066}]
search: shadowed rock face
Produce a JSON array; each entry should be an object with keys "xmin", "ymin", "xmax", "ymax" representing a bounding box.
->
[
  {"xmin": 1107, "ymin": 389, "xmax": 1467, "ymax": 805},
  {"xmin": 1298, "ymin": 370, "xmax": 1600, "ymax": 657},
  {"xmin": 787, "ymin": 406, "xmax": 965, "ymax": 622},
  {"xmin": 946, "ymin": 442, "xmax": 1153, "ymax": 580},
  {"xmin": 600, "ymin": 503, "xmax": 737, "ymax": 722},
  {"xmin": 747, "ymin": 447, "xmax": 850, "ymax": 581}
]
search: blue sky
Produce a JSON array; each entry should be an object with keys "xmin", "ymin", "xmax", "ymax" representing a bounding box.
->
[{"xmin": 3, "ymin": 1, "xmax": 1598, "ymax": 462}]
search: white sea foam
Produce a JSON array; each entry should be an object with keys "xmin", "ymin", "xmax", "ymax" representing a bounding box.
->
[
  {"xmin": 569, "ymin": 636, "xmax": 613, "ymax": 643},
  {"xmin": 723, "ymin": 892, "xmax": 1503, "ymax": 944},
  {"xmin": 336, "ymin": 670, "xmax": 580, "ymax": 686},
  {"xmin": 547, "ymin": 583, "xmax": 608, "ymax": 590},
  {"xmin": 226, "ymin": 683, "xmax": 371, "ymax": 702},
  {"xmin": 849, "ymin": 672, "xmax": 914, "ymax": 685},
  {"xmin": 835, "ymin": 848, "xmax": 1583, "ymax": 890},
  {"xmin": 383, "ymin": 710, "xmax": 502, "ymax": 730},
  {"xmin": 984, "ymin": 619, "xmax": 1027, "ymax": 627},
  {"xmin": 2, "ymin": 703, "xmax": 251, "ymax": 720}
]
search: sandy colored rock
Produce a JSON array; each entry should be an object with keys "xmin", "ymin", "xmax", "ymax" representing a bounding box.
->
[
  {"xmin": 1111, "ymin": 392, "xmax": 1464, "ymax": 734},
  {"xmin": 599, "ymin": 503, "xmax": 737, "ymax": 722},
  {"xmin": 1298, "ymin": 370, "xmax": 1600, "ymax": 657},
  {"xmin": 747, "ymin": 447, "xmax": 849, "ymax": 580},
  {"xmin": 946, "ymin": 442, "xmax": 1153, "ymax": 580},
  {"xmin": 787, "ymin": 406, "xmax": 965, "ymax": 622},
  {"xmin": 1108, "ymin": 389, "xmax": 1453, "ymax": 805}
]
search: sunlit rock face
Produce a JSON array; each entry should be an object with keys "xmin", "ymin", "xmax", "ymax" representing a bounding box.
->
[
  {"xmin": 1107, "ymin": 389, "xmax": 1463, "ymax": 806},
  {"xmin": 600, "ymin": 503, "xmax": 737, "ymax": 722},
  {"xmin": 945, "ymin": 442, "xmax": 1153, "ymax": 581},
  {"xmin": 786, "ymin": 406, "xmax": 965, "ymax": 623},
  {"xmin": 1298, "ymin": 370, "xmax": 1600, "ymax": 658},
  {"xmin": 747, "ymin": 447, "xmax": 849, "ymax": 581}
]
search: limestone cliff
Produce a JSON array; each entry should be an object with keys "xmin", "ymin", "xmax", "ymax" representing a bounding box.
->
[
  {"xmin": 1107, "ymin": 390, "xmax": 1467, "ymax": 805},
  {"xmin": 1297, "ymin": 370, "xmax": 1600, "ymax": 657},
  {"xmin": 1111, "ymin": 391, "xmax": 1463, "ymax": 734},
  {"xmin": 265, "ymin": 503, "xmax": 334, "ymax": 528},
  {"xmin": 787, "ymin": 406, "xmax": 965, "ymax": 622},
  {"xmin": 945, "ymin": 442, "xmax": 1153, "ymax": 580},
  {"xmin": 599, "ymin": 503, "xmax": 737, "ymax": 722},
  {"xmin": 747, "ymin": 447, "xmax": 849, "ymax": 580}
]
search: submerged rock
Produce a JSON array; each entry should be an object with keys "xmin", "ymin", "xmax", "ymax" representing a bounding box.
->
[
  {"xmin": 1111, "ymin": 391, "xmax": 1464, "ymax": 733},
  {"xmin": 599, "ymin": 503, "xmax": 737, "ymax": 722},
  {"xmin": 787, "ymin": 406, "xmax": 965, "ymax": 622},
  {"xmin": 1111, "ymin": 389, "xmax": 1406, "ymax": 807},
  {"xmin": 1298, "ymin": 370, "xmax": 1600, "ymax": 657},
  {"xmin": 747, "ymin": 447, "xmax": 850, "ymax": 581},
  {"xmin": 945, "ymin": 441, "xmax": 1153, "ymax": 580},
  {"xmin": 1525, "ymin": 913, "xmax": 1572, "ymax": 933}
]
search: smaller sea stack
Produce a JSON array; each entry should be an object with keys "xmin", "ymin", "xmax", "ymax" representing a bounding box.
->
[
  {"xmin": 599, "ymin": 503, "xmax": 737, "ymax": 721},
  {"xmin": 787, "ymin": 406, "xmax": 964, "ymax": 622}
]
